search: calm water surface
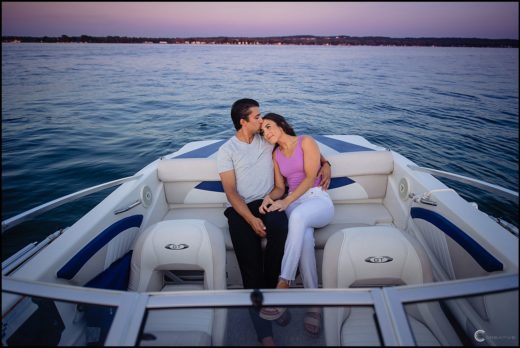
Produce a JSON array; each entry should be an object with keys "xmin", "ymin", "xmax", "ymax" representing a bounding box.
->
[{"xmin": 2, "ymin": 43, "xmax": 518, "ymax": 259}]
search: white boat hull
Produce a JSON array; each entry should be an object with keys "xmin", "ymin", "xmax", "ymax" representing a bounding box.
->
[{"xmin": 2, "ymin": 135, "xmax": 518, "ymax": 346}]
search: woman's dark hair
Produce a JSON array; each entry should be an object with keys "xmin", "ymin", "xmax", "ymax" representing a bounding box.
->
[
  {"xmin": 231, "ymin": 98, "xmax": 259, "ymax": 130},
  {"xmin": 262, "ymin": 112, "xmax": 296, "ymax": 136}
]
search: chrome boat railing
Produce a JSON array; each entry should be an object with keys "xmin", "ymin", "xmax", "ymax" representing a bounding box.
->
[
  {"xmin": 407, "ymin": 164, "xmax": 518, "ymax": 236},
  {"xmin": 1, "ymin": 174, "xmax": 142, "ymax": 233},
  {"xmin": 2, "ymin": 273, "xmax": 517, "ymax": 346},
  {"xmin": 407, "ymin": 165, "xmax": 518, "ymax": 200},
  {"xmin": 3, "ymin": 166, "xmax": 516, "ymax": 235},
  {"xmin": 1, "ymin": 174, "xmax": 142, "ymax": 275}
]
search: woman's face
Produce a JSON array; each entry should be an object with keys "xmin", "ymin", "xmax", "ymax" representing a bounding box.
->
[{"xmin": 261, "ymin": 119, "xmax": 282, "ymax": 144}]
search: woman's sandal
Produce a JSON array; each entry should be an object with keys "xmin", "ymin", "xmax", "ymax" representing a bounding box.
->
[
  {"xmin": 303, "ymin": 307, "xmax": 322, "ymax": 337},
  {"xmin": 259, "ymin": 278, "xmax": 291, "ymax": 321}
]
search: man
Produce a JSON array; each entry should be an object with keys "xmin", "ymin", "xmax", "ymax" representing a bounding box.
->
[{"xmin": 217, "ymin": 98, "xmax": 331, "ymax": 346}]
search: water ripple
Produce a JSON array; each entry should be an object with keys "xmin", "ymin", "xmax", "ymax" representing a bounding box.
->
[{"xmin": 1, "ymin": 43, "xmax": 518, "ymax": 254}]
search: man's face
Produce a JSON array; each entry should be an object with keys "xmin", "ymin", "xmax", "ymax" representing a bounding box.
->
[{"xmin": 242, "ymin": 106, "xmax": 263, "ymax": 133}]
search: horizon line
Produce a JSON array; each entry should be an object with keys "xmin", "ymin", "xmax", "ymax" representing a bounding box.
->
[{"xmin": 3, "ymin": 34, "xmax": 518, "ymax": 41}]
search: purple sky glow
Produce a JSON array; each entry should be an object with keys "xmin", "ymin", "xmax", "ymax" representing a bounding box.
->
[{"xmin": 2, "ymin": 2, "xmax": 518, "ymax": 39}]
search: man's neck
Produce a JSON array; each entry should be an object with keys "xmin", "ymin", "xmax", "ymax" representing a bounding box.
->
[{"xmin": 235, "ymin": 129, "xmax": 255, "ymax": 144}]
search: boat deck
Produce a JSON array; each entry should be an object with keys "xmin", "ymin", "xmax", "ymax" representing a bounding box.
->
[
  {"xmin": 2, "ymin": 135, "xmax": 518, "ymax": 346},
  {"xmin": 226, "ymin": 306, "xmax": 326, "ymax": 346}
]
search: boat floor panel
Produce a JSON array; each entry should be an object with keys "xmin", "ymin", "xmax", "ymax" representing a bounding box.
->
[{"xmin": 224, "ymin": 306, "xmax": 326, "ymax": 346}]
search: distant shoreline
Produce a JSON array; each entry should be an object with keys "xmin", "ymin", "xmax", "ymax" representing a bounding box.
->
[{"xmin": 2, "ymin": 35, "xmax": 518, "ymax": 48}]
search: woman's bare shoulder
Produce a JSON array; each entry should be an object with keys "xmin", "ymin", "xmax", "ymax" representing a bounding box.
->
[
  {"xmin": 301, "ymin": 135, "xmax": 320, "ymax": 155},
  {"xmin": 301, "ymin": 135, "xmax": 318, "ymax": 146}
]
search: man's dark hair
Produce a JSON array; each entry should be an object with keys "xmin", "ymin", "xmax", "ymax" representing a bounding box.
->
[{"xmin": 231, "ymin": 98, "xmax": 259, "ymax": 130}]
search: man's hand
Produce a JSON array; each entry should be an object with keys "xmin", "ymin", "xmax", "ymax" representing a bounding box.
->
[
  {"xmin": 318, "ymin": 161, "xmax": 331, "ymax": 190},
  {"xmin": 259, "ymin": 195, "xmax": 274, "ymax": 214},
  {"xmin": 248, "ymin": 216, "xmax": 267, "ymax": 237}
]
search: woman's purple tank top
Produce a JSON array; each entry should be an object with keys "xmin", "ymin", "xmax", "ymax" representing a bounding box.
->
[{"xmin": 275, "ymin": 136, "xmax": 321, "ymax": 193}]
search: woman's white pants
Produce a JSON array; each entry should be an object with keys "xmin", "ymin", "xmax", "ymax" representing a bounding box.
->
[{"xmin": 279, "ymin": 187, "xmax": 334, "ymax": 288}]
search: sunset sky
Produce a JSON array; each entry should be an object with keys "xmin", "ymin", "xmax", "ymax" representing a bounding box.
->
[{"xmin": 2, "ymin": 2, "xmax": 518, "ymax": 39}]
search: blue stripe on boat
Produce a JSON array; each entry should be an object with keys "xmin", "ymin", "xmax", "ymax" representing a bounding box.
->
[
  {"xmin": 57, "ymin": 215, "xmax": 143, "ymax": 280},
  {"xmin": 85, "ymin": 250, "xmax": 133, "ymax": 290},
  {"xmin": 195, "ymin": 181, "xmax": 224, "ymax": 192},
  {"xmin": 411, "ymin": 207, "xmax": 503, "ymax": 272},
  {"xmin": 175, "ymin": 136, "xmax": 372, "ymax": 158},
  {"xmin": 329, "ymin": 177, "xmax": 355, "ymax": 189},
  {"xmin": 174, "ymin": 140, "xmax": 226, "ymax": 158},
  {"xmin": 194, "ymin": 177, "xmax": 354, "ymax": 192},
  {"xmin": 185, "ymin": 137, "xmax": 363, "ymax": 192},
  {"xmin": 314, "ymin": 135, "xmax": 374, "ymax": 153}
]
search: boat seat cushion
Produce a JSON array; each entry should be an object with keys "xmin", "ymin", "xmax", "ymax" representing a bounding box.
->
[
  {"xmin": 327, "ymin": 150, "xmax": 393, "ymax": 200},
  {"xmin": 314, "ymin": 204, "xmax": 393, "ymax": 248},
  {"xmin": 322, "ymin": 226, "xmax": 461, "ymax": 346},
  {"xmin": 163, "ymin": 203, "xmax": 393, "ymax": 250},
  {"xmin": 328, "ymin": 150, "xmax": 393, "ymax": 177},
  {"xmin": 142, "ymin": 302, "xmax": 215, "ymax": 346},
  {"xmin": 322, "ymin": 226, "xmax": 433, "ymax": 288},
  {"xmin": 338, "ymin": 307, "xmax": 440, "ymax": 346},
  {"xmin": 157, "ymin": 150, "xmax": 393, "ymax": 205},
  {"xmin": 142, "ymin": 308, "xmax": 215, "ymax": 346},
  {"xmin": 158, "ymin": 158, "xmax": 226, "ymax": 205},
  {"xmin": 129, "ymin": 219, "xmax": 227, "ymax": 346},
  {"xmin": 163, "ymin": 208, "xmax": 232, "ymax": 248},
  {"xmin": 56, "ymin": 215, "xmax": 143, "ymax": 286},
  {"xmin": 129, "ymin": 219, "xmax": 226, "ymax": 292},
  {"xmin": 158, "ymin": 158, "xmax": 220, "ymax": 182},
  {"xmin": 83, "ymin": 250, "xmax": 133, "ymax": 290}
]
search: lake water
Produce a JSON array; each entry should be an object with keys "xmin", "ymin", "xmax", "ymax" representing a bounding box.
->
[{"xmin": 2, "ymin": 43, "xmax": 518, "ymax": 259}]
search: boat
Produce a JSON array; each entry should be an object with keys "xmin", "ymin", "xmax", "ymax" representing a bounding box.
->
[{"xmin": 2, "ymin": 135, "xmax": 518, "ymax": 346}]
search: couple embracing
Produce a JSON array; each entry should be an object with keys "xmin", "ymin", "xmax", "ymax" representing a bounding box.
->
[{"xmin": 217, "ymin": 98, "xmax": 334, "ymax": 346}]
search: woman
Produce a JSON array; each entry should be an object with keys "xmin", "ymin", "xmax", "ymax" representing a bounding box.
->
[{"xmin": 258, "ymin": 113, "xmax": 334, "ymax": 336}]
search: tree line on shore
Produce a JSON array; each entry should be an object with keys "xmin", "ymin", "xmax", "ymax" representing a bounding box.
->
[{"xmin": 2, "ymin": 35, "xmax": 517, "ymax": 47}]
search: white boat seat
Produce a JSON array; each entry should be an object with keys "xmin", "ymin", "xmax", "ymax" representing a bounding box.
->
[
  {"xmin": 322, "ymin": 226, "xmax": 461, "ymax": 346},
  {"xmin": 157, "ymin": 150, "xmax": 393, "ymax": 205},
  {"xmin": 128, "ymin": 219, "xmax": 227, "ymax": 346},
  {"xmin": 314, "ymin": 203, "xmax": 393, "ymax": 248},
  {"xmin": 337, "ymin": 307, "xmax": 440, "ymax": 346},
  {"xmin": 163, "ymin": 208, "xmax": 231, "ymax": 248},
  {"xmin": 158, "ymin": 151, "xmax": 394, "ymax": 246},
  {"xmin": 158, "ymin": 151, "xmax": 395, "ymax": 288},
  {"xmin": 163, "ymin": 204, "xmax": 392, "ymax": 251},
  {"xmin": 158, "ymin": 158, "xmax": 226, "ymax": 205}
]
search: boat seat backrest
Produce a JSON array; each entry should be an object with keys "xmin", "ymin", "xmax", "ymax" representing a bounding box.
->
[
  {"xmin": 157, "ymin": 150, "xmax": 394, "ymax": 205},
  {"xmin": 56, "ymin": 215, "xmax": 143, "ymax": 288},
  {"xmin": 322, "ymin": 226, "xmax": 461, "ymax": 346},
  {"xmin": 327, "ymin": 150, "xmax": 393, "ymax": 200},
  {"xmin": 128, "ymin": 219, "xmax": 226, "ymax": 292},
  {"xmin": 322, "ymin": 226, "xmax": 431, "ymax": 289},
  {"xmin": 157, "ymin": 158, "xmax": 227, "ymax": 205},
  {"xmin": 128, "ymin": 219, "xmax": 227, "ymax": 346}
]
